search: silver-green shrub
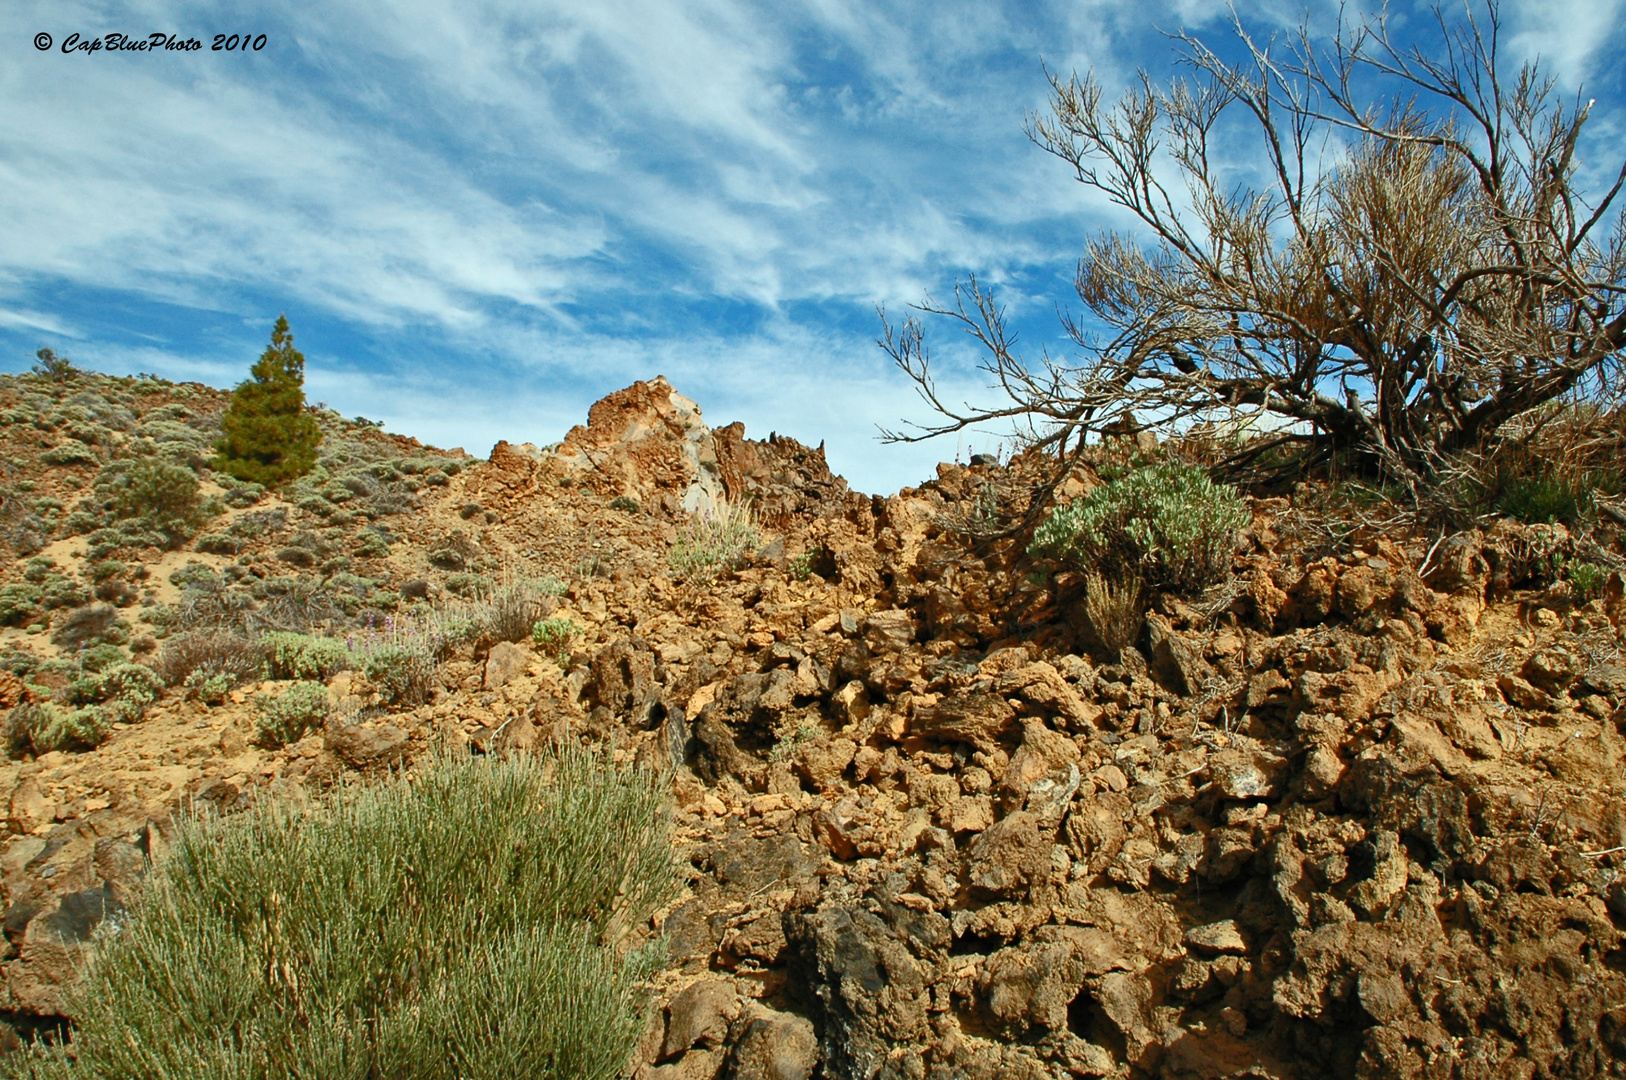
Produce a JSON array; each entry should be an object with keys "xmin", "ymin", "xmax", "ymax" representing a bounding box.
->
[
  {"xmin": 12, "ymin": 749, "xmax": 677, "ymax": 1080},
  {"xmin": 669, "ymin": 500, "xmax": 760, "ymax": 578},
  {"xmin": 261, "ymin": 632, "xmax": 355, "ymax": 681},
  {"xmin": 532, "ymin": 617, "xmax": 581, "ymax": 665},
  {"xmin": 1029, "ymin": 464, "xmax": 1248, "ymax": 593},
  {"xmin": 254, "ymin": 681, "xmax": 331, "ymax": 747}
]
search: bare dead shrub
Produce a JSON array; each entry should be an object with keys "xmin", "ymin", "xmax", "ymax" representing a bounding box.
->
[
  {"xmin": 882, "ymin": 4, "xmax": 1626, "ymax": 506},
  {"xmin": 1083, "ymin": 571, "xmax": 1143, "ymax": 654},
  {"xmin": 151, "ymin": 630, "xmax": 265, "ymax": 689}
]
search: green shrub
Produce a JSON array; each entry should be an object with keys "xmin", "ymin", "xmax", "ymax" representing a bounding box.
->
[
  {"xmin": 361, "ymin": 644, "xmax": 438, "ymax": 705},
  {"xmin": 11, "ymin": 703, "xmax": 114, "ymax": 754},
  {"xmin": 443, "ymin": 572, "xmax": 491, "ymax": 598},
  {"xmin": 78, "ymin": 643, "xmax": 126, "ymax": 673},
  {"xmin": 183, "ymin": 670, "xmax": 232, "ymax": 706},
  {"xmin": 262, "ymin": 632, "xmax": 355, "ymax": 681},
  {"xmin": 194, "ymin": 533, "xmax": 242, "ymax": 555},
  {"xmin": 214, "ymin": 315, "xmax": 322, "ymax": 487},
  {"xmin": 59, "ymin": 660, "xmax": 163, "ymax": 713},
  {"xmin": 0, "ymin": 583, "xmax": 43, "ymax": 626},
  {"xmin": 1028, "ymin": 464, "xmax": 1248, "ymax": 593},
  {"xmin": 254, "ymin": 681, "xmax": 330, "ymax": 747},
  {"xmin": 353, "ymin": 530, "xmax": 390, "ymax": 558},
  {"xmin": 221, "ymin": 482, "xmax": 265, "ymax": 508},
  {"xmin": 11, "ymin": 750, "xmax": 676, "ymax": 1080},
  {"xmin": 31, "ymin": 347, "xmax": 77, "ymax": 382},
  {"xmin": 532, "ymin": 617, "xmax": 581, "ymax": 665},
  {"xmin": 110, "ymin": 458, "xmax": 208, "ymax": 548},
  {"xmin": 669, "ymin": 500, "xmax": 760, "ymax": 578},
  {"xmin": 1496, "ymin": 475, "xmax": 1588, "ymax": 524},
  {"xmin": 1567, "ymin": 560, "xmax": 1609, "ymax": 602},
  {"xmin": 40, "ymin": 443, "xmax": 99, "ymax": 466}
]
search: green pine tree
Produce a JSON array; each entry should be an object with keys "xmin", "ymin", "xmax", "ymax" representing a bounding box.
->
[{"xmin": 215, "ymin": 314, "xmax": 322, "ymax": 486}]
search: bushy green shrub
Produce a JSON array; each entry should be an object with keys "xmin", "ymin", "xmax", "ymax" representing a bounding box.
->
[
  {"xmin": 183, "ymin": 670, "xmax": 232, "ymax": 706},
  {"xmin": 0, "ymin": 583, "xmax": 43, "ymax": 626},
  {"xmin": 221, "ymin": 482, "xmax": 265, "ymax": 508},
  {"xmin": 1028, "ymin": 464, "xmax": 1248, "ymax": 594},
  {"xmin": 532, "ymin": 617, "xmax": 580, "ymax": 665},
  {"xmin": 214, "ymin": 315, "xmax": 322, "ymax": 487},
  {"xmin": 109, "ymin": 458, "xmax": 209, "ymax": 548},
  {"xmin": 261, "ymin": 632, "xmax": 355, "ymax": 681},
  {"xmin": 360, "ymin": 644, "xmax": 437, "ymax": 706},
  {"xmin": 353, "ymin": 529, "xmax": 390, "ymax": 558},
  {"xmin": 7, "ymin": 702, "xmax": 114, "ymax": 754},
  {"xmin": 669, "ymin": 500, "xmax": 760, "ymax": 578},
  {"xmin": 10, "ymin": 750, "xmax": 676, "ymax": 1080},
  {"xmin": 193, "ymin": 533, "xmax": 241, "ymax": 555},
  {"xmin": 77, "ymin": 643, "xmax": 126, "ymax": 673},
  {"xmin": 40, "ymin": 443, "xmax": 99, "ymax": 467},
  {"xmin": 254, "ymin": 681, "xmax": 330, "ymax": 747}
]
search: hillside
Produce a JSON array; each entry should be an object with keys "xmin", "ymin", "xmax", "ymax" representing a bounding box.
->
[{"xmin": 0, "ymin": 367, "xmax": 1622, "ymax": 1079}]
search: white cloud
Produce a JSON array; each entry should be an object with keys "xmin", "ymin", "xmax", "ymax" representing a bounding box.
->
[{"xmin": 0, "ymin": 308, "xmax": 80, "ymax": 337}]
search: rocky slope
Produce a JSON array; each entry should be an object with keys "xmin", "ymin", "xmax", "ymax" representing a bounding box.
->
[{"xmin": 0, "ymin": 368, "xmax": 1623, "ymax": 1078}]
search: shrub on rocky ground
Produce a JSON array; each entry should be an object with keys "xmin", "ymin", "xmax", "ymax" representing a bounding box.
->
[
  {"xmin": 1029, "ymin": 463, "xmax": 1247, "ymax": 593},
  {"xmin": 261, "ymin": 632, "xmax": 355, "ymax": 682},
  {"xmin": 359, "ymin": 644, "xmax": 437, "ymax": 706},
  {"xmin": 0, "ymin": 584, "xmax": 43, "ymax": 627},
  {"xmin": 108, "ymin": 458, "xmax": 209, "ymax": 549},
  {"xmin": 151, "ymin": 630, "xmax": 265, "ymax": 689},
  {"xmin": 478, "ymin": 577, "xmax": 564, "ymax": 645},
  {"xmin": 1495, "ymin": 474, "xmax": 1590, "ymax": 525},
  {"xmin": 9, "ymin": 750, "xmax": 676, "ymax": 1080},
  {"xmin": 669, "ymin": 500, "xmax": 759, "ymax": 578},
  {"xmin": 254, "ymin": 681, "xmax": 330, "ymax": 747},
  {"xmin": 1082, "ymin": 570, "xmax": 1142, "ymax": 653},
  {"xmin": 49, "ymin": 604, "xmax": 122, "ymax": 650},
  {"xmin": 532, "ymin": 617, "xmax": 580, "ymax": 665},
  {"xmin": 4, "ymin": 702, "xmax": 112, "ymax": 756}
]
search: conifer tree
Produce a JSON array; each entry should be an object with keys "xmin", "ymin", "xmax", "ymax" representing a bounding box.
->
[{"xmin": 215, "ymin": 314, "xmax": 322, "ymax": 486}]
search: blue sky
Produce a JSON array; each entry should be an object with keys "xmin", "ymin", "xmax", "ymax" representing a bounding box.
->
[{"xmin": 2, "ymin": 0, "xmax": 1622, "ymax": 493}]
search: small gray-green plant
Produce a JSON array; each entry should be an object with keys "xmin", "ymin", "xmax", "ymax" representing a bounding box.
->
[
  {"xmin": 768, "ymin": 718, "xmax": 824, "ymax": 763},
  {"xmin": 1566, "ymin": 560, "xmax": 1609, "ymax": 602},
  {"xmin": 1029, "ymin": 464, "xmax": 1248, "ymax": 594},
  {"xmin": 183, "ymin": 670, "xmax": 233, "ymax": 706},
  {"xmin": 532, "ymin": 617, "xmax": 580, "ymax": 665},
  {"xmin": 254, "ymin": 680, "xmax": 331, "ymax": 747},
  {"xmin": 669, "ymin": 500, "xmax": 760, "ymax": 578}
]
